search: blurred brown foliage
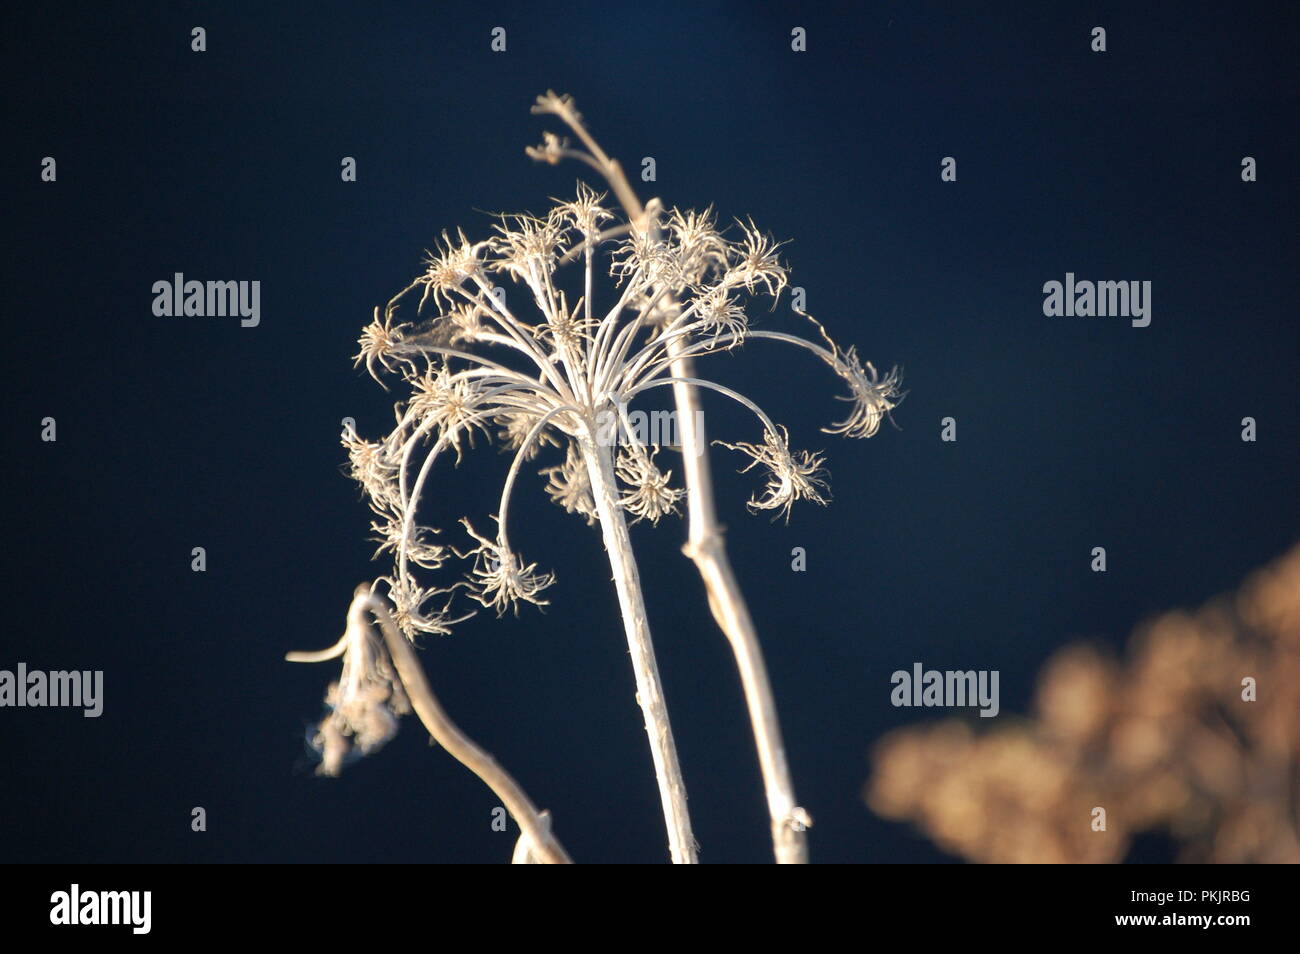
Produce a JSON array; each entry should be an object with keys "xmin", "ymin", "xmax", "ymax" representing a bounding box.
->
[{"xmin": 866, "ymin": 543, "xmax": 1300, "ymax": 863}]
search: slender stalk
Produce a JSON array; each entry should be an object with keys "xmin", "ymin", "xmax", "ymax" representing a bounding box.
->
[
  {"xmin": 579, "ymin": 433, "xmax": 698, "ymax": 863},
  {"xmin": 663, "ymin": 343, "xmax": 811, "ymax": 864},
  {"xmin": 639, "ymin": 191, "xmax": 810, "ymax": 866},
  {"xmin": 363, "ymin": 587, "xmax": 573, "ymax": 864}
]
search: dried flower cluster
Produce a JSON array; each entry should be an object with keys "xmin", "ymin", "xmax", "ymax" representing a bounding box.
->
[
  {"xmin": 288, "ymin": 589, "xmax": 413, "ymax": 777},
  {"xmin": 867, "ymin": 542, "xmax": 1300, "ymax": 863},
  {"xmin": 343, "ymin": 175, "xmax": 901, "ymax": 642}
]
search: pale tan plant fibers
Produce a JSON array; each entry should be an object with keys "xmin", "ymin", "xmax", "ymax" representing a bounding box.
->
[{"xmin": 868, "ymin": 542, "xmax": 1300, "ymax": 864}]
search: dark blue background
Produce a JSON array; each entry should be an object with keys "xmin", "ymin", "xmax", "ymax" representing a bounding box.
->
[{"xmin": 5, "ymin": 1, "xmax": 1297, "ymax": 862}]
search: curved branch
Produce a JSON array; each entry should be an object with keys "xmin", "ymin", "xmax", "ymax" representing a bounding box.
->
[
  {"xmin": 626, "ymin": 375, "xmax": 781, "ymax": 438},
  {"xmin": 495, "ymin": 404, "xmax": 585, "ymax": 550},
  {"xmin": 340, "ymin": 586, "xmax": 572, "ymax": 863}
]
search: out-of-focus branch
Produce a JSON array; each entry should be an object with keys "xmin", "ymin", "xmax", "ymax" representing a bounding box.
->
[{"xmin": 867, "ymin": 543, "xmax": 1300, "ymax": 864}]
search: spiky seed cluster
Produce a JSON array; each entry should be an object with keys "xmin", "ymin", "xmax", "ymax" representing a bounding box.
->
[
  {"xmin": 459, "ymin": 519, "xmax": 556, "ymax": 617},
  {"xmin": 717, "ymin": 426, "xmax": 830, "ymax": 521},
  {"xmin": 694, "ymin": 286, "xmax": 748, "ymax": 349},
  {"xmin": 382, "ymin": 574, "xmax": 455, "ymax": 637},
  {"xmin": 419, "ymin": 230, "xmax": 487, "ymax": 309},
  {"xmin": 407, "ymin": 364, "xmax": 490, "ymax": 463},
  {"xmin": 728, "ymin": 218, "xmax": 790, "ymax": 297},
  {"xmin": 369, "ymin": 513, "xmax": 446, "ymax": 569},
  {"xmin": 343, "ymin": 429, "xmax": 402, "ymax": 511},
  {"xmin": 541, "ymin": 442, "xmax": 597, "ymax": 525},
  {"xmin": 824, "ymin": 348, "xmax": 903, "ymax": 439},
  {"xmin": 559, "ymin": 182, "xmax": 614, "ymax": 238},
  {"xmin": 616, "ymin": 445, "xmax": 684, "ymax": 525},
  {"xmin": 355, "ymin": 307, "xmax": 405, "ymax": 382},
  {"xmin": 801, "ymin": 316, "xmax": 905, "ymax": 439},
  {"xmin": 497, "ymin": 409, "xmax": 562, "ymax": 461}
]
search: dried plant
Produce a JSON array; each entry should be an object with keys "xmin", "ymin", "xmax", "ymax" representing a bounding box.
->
[
  {"xmin": 289, "ymin": 586, "xmax": 570, "ymax": 864},
  {"xmin": 290, "ymin": 92, "xmax": 901, "ymax": 863},
  {"xmin": 866, "ymin": 542, "xmax": 1300, "ymax": 863}
]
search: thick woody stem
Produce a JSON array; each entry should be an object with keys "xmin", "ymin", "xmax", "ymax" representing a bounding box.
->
[{"xmin": 579, "ymin": 435, "xmax": 699, "ymax": 863}]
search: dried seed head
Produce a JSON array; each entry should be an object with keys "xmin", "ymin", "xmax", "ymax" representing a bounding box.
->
[
  {"xmin": 459, "ymin": 519, "xmax": 556, "ymax": 616},
  {"xmin": 343, "ymin": 430, "xmax": 402, "ymax": 511},
  {"xmin": 692, "ymin": 286, "xmax": 748, "ymax": 349},
  {"xmin": 368, "ymin": 511, "xmax": 448, "ymax": 570},
  {"xmin": 489, "ymin": 212, "xmax": 567, "ymax": 282},
  {"xmin": 344, "ymin": 102, "xmax": 900, "ymax": 660},
  {"xmin": 354, "ymin": 307, "xmax": 409, "ymax": 382},
  {"xmin": 496, "ymin": 409, "xmax": 562, "ymax": 461},
  {"xmin": 419, "ymin": 230, "xmax": 487, "ymax": 311},
  {"xmin": 610, "ymin": 227, "xmax": 678, "ymax": 289},
  {"xmin": 407, "ymin": 364, "xmax": 489, "ymax": 463},
  {"xmin": 666, "ymin": 206, "xmax": 729, "ymax": 286},
  {"xmin": 796, "ymin": 315, "xmax": 905, "ymax": 439},
  {"xmin": 727, "ymin": 218, "xmax": 789, "ymax": 298},
  {"xmin": 717, "ymin": 425, "xmax": 830, "ymax": 521},
  {"xmin": 383, "ymin": 574, "xmax": 456, "ymax": 638},
  {"xmin": 536, "ymin": 290, "xmax": 597, "ymax": 351},
  {"xmin": 540, "ymin": 442, "xmax": 598, "ymax": 525},
  {"xmin": 616, "ymin": 444, "xmax": 684, "ymax": 525},
  {"xmin": 557, "ymin": 182, "xmax": 614, "ymax": 238},
  {"xmin": 825, "ymin": 347, "xmax": 903, "ymax": 439}
]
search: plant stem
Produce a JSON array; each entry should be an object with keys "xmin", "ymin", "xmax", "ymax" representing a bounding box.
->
[
  {"xmin": 363, "ymin": 587, "xmax": 573, "ymax": 864},
  {"xmin": 662, "ymin": 343, "xmax": 811, "ymax": 864},
  {"xmin": 579, "ymin": 434, "xmax": 698, "ymax": 863}
]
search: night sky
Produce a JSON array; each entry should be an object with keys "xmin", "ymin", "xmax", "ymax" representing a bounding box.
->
[{"xmin": 5, "ymin": 2, "xmax": 1297, "ymax": 863}]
